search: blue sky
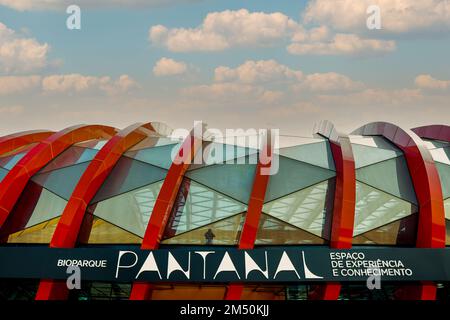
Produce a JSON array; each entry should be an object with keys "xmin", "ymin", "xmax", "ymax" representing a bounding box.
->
[{"xmin": 0, "ymin": 0, "xmax": 449, "ymax": 135}]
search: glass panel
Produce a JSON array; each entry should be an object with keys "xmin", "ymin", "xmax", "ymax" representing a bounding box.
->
[
  {"xmin": 255, "ymin": 214, "xmax": 326, "ymax": 245},
  {"xmin": 446, "ymin": 219, "xmax": 450, "ymax": 246},
  {"xmin": 162, "ymin": 214, "xmax": 243, "ymax": 245},
  {"xmin": 349, "ymin": 135, "xmax": 400, "ymax": 150},
  {"xmin": 277, "ymin": 135, "xmax": 325, "ymax": 148},
  {"xmin": 8, "ymin": 217, "xmax": 60, "ymax": 243},
  {"xmin": 356, "ymin": 156, "xmax": 417, "ymax": 205},
  {"xmin": 185, "ymin": 156, "xmax": 257, "ymax": 204},
  {"xmin": 125, "ymin": 143, "xmax": 180, "ymax": 169},
  {"xmin": 0, "ymin": 167, "xmax": 7, "ymax": 182},
  {"xmin": 352, "ymin": 214, "xmax": 417, "ymax": 246},
  {"xmin": 151, "ymin": 285, "xmax": 227, "ymax": 300},
  {"xmin": 164, "ymin": 179, "xmax": 247, "ymax": 237},
  {"xmin": 0, "ymin": 142, "xmax": 37, "ymax": 158},
  {"xmin": 445, "ymin": 198, "xmax": 450, "ymax": 220},
  {"xmin": 127, "ymin": 136, "xmax": 181, "ymax": 152},
  {"xmin": 278, "ymin": 141, "xmax": 335, "ymax": 171},
  {"xmin": 429, "ymin": 147, "xmax": 450, "ymax": 165},
  {"xmin": 90, "ymin": 181, "xmax": 163, "ymax": 237},
  {"xmin": 262, "ymin": 179, "xmax": 334, "ymax": 238},
  {"xmin": 265, "ymin": 156, "xmax": 336, "ymax": 203},
  {"xmin": 0, "ymin": 151, "xmax": 27, "ymax": 170},
  {"xmin": 353, "ymin": 182, "xmax": 418, "ymax": 236},
  {"xmin": 352, "ymin": 143, "xmax": 402, "ymax": 169},
  {"xmin": 68, "ymin": 282, "xmax": 131, "ymax": 300},
  {"xmin": 32, "ymin": 162, "xmax": 90, "ymax": 200},
  {"xmin": 436, "ymin": 163, "xmax": 450, "ymax": 199},
  {"xmin": 75, "ymin": 139, "xmax": 107, "ymax": 150},
  {"xmin": 422, "ymin": 138, "xmax": 450, "ymax": 150},
  {"xmin": 39, "ymin": 146, "xmax": 98, "ymax": 174},
  {"xmin": 90, "ymin": 157, "xmax": 168, "ymax": 204},
  {"xmin": 80, "ymin": 217, "xmax": 142, "ymax": 244}
]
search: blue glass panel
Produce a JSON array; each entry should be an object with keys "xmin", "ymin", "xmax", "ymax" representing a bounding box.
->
[
  {"xmin": 0, "ymin": 167, "xmax": 8, "ymax": 182},
  {"xmin": 125, "ymin": 143, "xmax": 180, "ymax": 169}
]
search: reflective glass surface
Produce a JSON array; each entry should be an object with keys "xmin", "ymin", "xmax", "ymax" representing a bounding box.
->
[
  {"xmin": 125, "ymin": 143, "xmax": 181, "ymax": 169},
  {"xmin": 429, "ymin": 147, "xmax": 450, "ymax": 165},
  {"xmin": 0, "ymin": 151, "xmax": 27, "ymax": 170},
  {"xmin": 74, "ymin": 139, "xmax": 107, "ymax": 150},
  {"xmin": 127, "ymin": 136, "xmax": 181, "ymax": 152},
  {"xmin": 81, "ymin": 217, "xmax": 142, "ymax": 244},
  {"xmin": 0, "ymin": 167, "xmax": 7, "ymax": 182},
  {"xmin": 25, "ymin": 188, "xmax": 67, "ymax": 228},
  {"xmin": 436, "ymin": 163, "xmax": 450, "ymax": 199},
  {"xmin": 352, "ymin": 143, "xmax": 402, "ymax": 169},
  {"xmin": 445, "ymin": 198, "xmax": 450, "ymax": 220},
  {"xmin": 39, "ymin": 146, "xmax": 98, "ymax": 174},
  {"xmin": 278, "ymin": 141, "xmax": 335, "ymax": 171},
  {"xmin": 8, "ymin": 217, "xmax": 60, "ymax": 243},
  {"xmin": 262, "ymin": 180, "xmax": 333, "ymax": 238}
]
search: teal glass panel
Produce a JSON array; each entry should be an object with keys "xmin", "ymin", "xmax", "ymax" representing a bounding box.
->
[
  {"xmin": 0, "ymin": 167, "xmax": 7, "ymax": 182},
  {"xmin": 445, "ymin": 198, "xmax": 450, "ymax": 220},
  {"xmin": 125, "ymin": 143, "xmax": 180, "ymax": 169},
  {"xmin": 262, "ymin": 179, "xmax": 333, "ymax": 237},
  {"xmin": 185, "ymin": 155, "xmax": 257, "ymax": 204},
  {"xmin": 91, "ymin": 157, "xmax": 168, "ymax": 204},
  {"xmin": 39, "ymin": 146, "xmax": 98, "ymax": 174},
  {"xmin": 436, "ymin": 163, "xmax": 450, "ymax": 199},
  {"xmin": 352, "ymin": 144, "xmax": 402, "ymax": 169},
  {"xmin": 356, "ymin": 156, "xmax": 417, "ymax": 204},
  {"xmin": 423, "ymin": 139, "xmax": 450, "ymax": 150},
  {"xmin": 164, "ymin": 179, "xmax": 247, "ymax": 236},
  {"xmin": 278, "ymin": 141, "xmax": 335, "ymax": 171},
  {"xmin": 429, "ymin": 147, "xmax": 450, "ymax": 165},
  {"xmin": 25, "ymin": 189, "xmax": 67, "ymax": 228},
  {"xmin": 0, "ymin": 152, "xmax": 27, "ymax": 170},
  {"xmin": 265, "ymin": 156, "xmax": 336, "ymax": 203},
  {"xmin": 91, "ymin": 181, "xmax": 164, "ymax": 237},
  {"xmin": 353, "ymin": 182, "xmax": 418, "ymax": 236},
  {"xmin": 128, "ymin": 136, "xmax": 181, "ymax": 152},
  {"xmin": 75, "ymin": 139, "xmax": 107, "ymax": 150},
  {"xmin": 32, "ymin": 162, "xmax": 90, "ymax": 200}
]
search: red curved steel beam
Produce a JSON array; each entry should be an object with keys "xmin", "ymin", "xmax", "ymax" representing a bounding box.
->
[
  {"xmin": 129, "ymin": 124, "xmax": 204, "ymax": 300},
  {"xmin": 308, "ymin": 120, "xmax": 356, "ymax": 300},
  {"xmin": 412, "ymin": 125, "xmax": 450, "ymax": 143},
  {"xmin": 224, "ymin": 130, "xmax": 274, "ymax": 300},
  {"xmin": 353, "ymin": 122, "xmax": 446, "ymax": 300},
  {"xmin": 35, "ymin": 122, "xmax": 157, "ymax": 300},
  {"xmin": 0, "ymin": 130, "xmax": 54, "ymax": 156},
  {"xmin": 0, "ymin": 125, "xmax": 117, "ymax": 230}
]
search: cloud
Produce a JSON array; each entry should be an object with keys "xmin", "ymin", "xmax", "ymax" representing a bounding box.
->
[
  {"xmin": 303, "ymin": 0, "xmax": 450, "ymax": 34},
  {"xmin": 214, "ymin": 60, "xmax": 303, "ymax": 84},
  {"xmin": 415, "ymin": 74, "xmax": 450, "ymax": 90},
  {"xmin": 0, "ymin": 105, "xmax": 24, "ymax": 115},
  {"xmin": 153, "ymin": 57, "xmax": 187, "ymax": 76},
  {"xmin": 288, "ymin": 33, "xmax": 396, "ymax": 56},
  {"xmin": 294, "ymin": 72, "xmax": 364, "ymax": 92},
  {"xmin": 149, "ymin": 9, "xmax": 299, "ymax": 52},
  {"xmin": 0, "ymin": 22, "xmax": 50, "ymax": 74},
  {"xmin": 0, "ymin": 75, "xmax": 41, "ymax": 95}
]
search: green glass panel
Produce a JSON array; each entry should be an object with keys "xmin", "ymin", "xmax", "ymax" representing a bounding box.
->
[
  {"xmin": 423, "ymin": 139, "xmax": 450, "ymax": 150},
  {"xmin": 429, "ymin": 147, "xmax": 450, "ymax": 165},
  {"xmin": 124, "ymin": 143, "xmax": 180, "ymax": 169},
  {"xmin": 436, "ymin": 163, "xmax": 450, "ymax": 199},
  {"xmin": 278, "ymin": 141, "xmax": 335, "ymax": 171},
  {"xmin": 91, "ymin": 157, "xmax": 168, "ymax": 204},
  {"xmin": 91, "ymin": 181, "xmax": 164, "ymax": 238},
  {"xmin": 164, "ymin": 179, "xmax": 247, "ymax": 236},
  {"xmin": 352, "ymin": 144, "xmax": 402, "ymax": 169},
  {"xmin": 25, "ymin": 189, "xmax": 67, "ymax": 228},
  {"xmin": 265, "ymin": 156, "xmax": 336, "ymax": 203},
  {"xmin": 262, "ymin": 180, "xmax": 333, "ymax": 238},
  {"xmin": 356, "ymin": 156, "xmax": 417, "ymax": 204},
  {"xmin": 0, "ymin": 167, "xmax": 7, "ymax": 182},
  {"xmin": 32, "ymin": 162, "xmax": 90, "ymax": 200},
  {"xmin": 185, "ymin": 156, "xmax": 257, "ymax": 204},
  {"xmin": 446, "ymin": 219, "xmax": 450, "ymax": 246},
  {"xmin": 255, "ymin": 214, "xmax": 326, "ymax": 245},
  {"xmin": 353, "ymin": 182, "xmax": 418, "ymax": 236},
  {"xmin": 162, "ymin": 214, "xmax": 243, "ymax": 245},
  {"xmin": 445, "ymin": 199, "xmax": 450, "ymax": 220},
  {"xmin": 350, "ymin": 135, "xmax": 399, "ymax": 150}
]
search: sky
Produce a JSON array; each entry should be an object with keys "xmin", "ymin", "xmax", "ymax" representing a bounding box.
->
[{"xmin": 0, "ymin": 0, "xmax": 450, "ymax": 136}]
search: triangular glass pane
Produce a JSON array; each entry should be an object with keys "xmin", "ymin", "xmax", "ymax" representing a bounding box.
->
[
  {"xmin": 445, "ymin": 199, "xmax": 450, "ymax": 220},
  {"xmin": 0, "ymin": 151, "xmax": 27, "ymax": 170},
  {"xmin": 32, "ymin": 162, "xmax": 90, "ymax": 200},
  {"xmin": 349, "ymin": 135, "xmax": 400, "ymax": 150},
  {"xmin": 436, "ymin": 163, "xmax": 450, "ymax": 199},
  {"xmin": 356, "ymin": 156, "xmax": 417, "ymax": 204},
  {"xmin": 353, "ymin": 181, "xmax": 418, "ymax": 236},
  {"xmin": 352, "ymin": 144, "xmax": 402, "ymax": 169},
  {"xmin": 91, "ymin": 157, "xmax": 167, "ymax": 204},
  {"xmin": 127, "ymin": 136, "xmax": 182, "ymax": 152},
  {"xmin": 7, "ymin": 217, "xmax": 60, "ymax": 244},
  {"xmin": 278, "ymin": 141, "xmax": 335, "ymax": 171},
  {"xmin": 90, "ymin": 181, "xmax": 164, "ymax": 238},
  {"xmin": 255, "ymin": 214, "xmax": 326, "ymax": 245},
  {"xmin": 352, "ymin": 213, "xmax": 417, "ymax": 246},
  {"xmin": 265, "ymin": 156, "xmax": 336, "ymax": 203},
  {"xmin": 276, "ymin": 136, "xmax": 325, "ymax": 149},
  {"xmin": 162, "ymin": 214, "xmax": 243, "ymax": 245},
  {"xmin": 0, "ymin": 167, "xmax": 7, "ymax": 182},
  {"xmin": 423, "ymin": 139, "xmax": 450, "ymax": 150},
  {"xmin": 164, "ymin": 179, "xmax": 247, "ymax": 236},
  {"xmin": 446, "ymin": 219, "xmax": 450, "ymax": 246},
  {"xmin": 185, "ymin": 156, "xmax": 257, "ymax": 204},
  {"xmin": 80, "ymin": 216, "xmax": 142, "ymax": 244},
  {"xmin": 75, "ymin": 139, "xmax": 107, "ymax": 150},
  {"xmin": 430, "ymin": 147, "xmax": 450, "ymax": 165},
  {"xmin": 124, "ymin": 143, "xmax": 180, "ymax": 170},
  {"xmin": 263, "ymin": 179, "xmax": 334, "ymax": 238},
  {"xmin": 25, "ymin": 188, "xmax": 67, "ymax": 228},
  {"xmin": 39, "ymin": 146, "xmax": 98, "ymax": 174}
]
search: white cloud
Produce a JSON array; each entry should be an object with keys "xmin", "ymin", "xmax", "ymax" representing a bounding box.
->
[
  {"xmin": 153, "ymin": 57, "xmax": 187, "ymax": 76},
  {"xmin": 303, "ymin": 0, "xmax": 450, "ymax": 34},
  {"xmin": 0, "ymin": 22, "xmax": 50, "ymax": 74},
  {"xmin": 214, "ymin": 60, "xmax": 303, "ymax": 84},
  {"xmin": 149, "ymin": 9, "xmax": 299, "ymax": 52},
  {"xmin": 0, "ymin": 75, "xmax": 41, "ymax": 95},
  {"xmin": 288, "ymin": 33, "xmax": 395, "ymax": 56},
  {"xmin": 0, "ymin": 105, "xmax": 24, "ymax": 115},
  {"xmin": 295, "ymin": 72, "xmax": 364, "ymax": 92},
  {"xmin": 415, "ymin": 74, "xmax": 450, "ymax": 90}
]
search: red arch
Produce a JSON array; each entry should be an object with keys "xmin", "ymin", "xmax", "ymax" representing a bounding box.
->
[
  {"xmin": 0, "ymin": 130, "xmax": 54, "ymax": 156},
  {"xmin": 0, "ymin": 125, "xmax": 117, "ymax": 230},
  {"xmin": 412, "ymin": 125, "xmax": 450, "ymax": 142},
  {"xmin": 353, "ymin": 122, "xmax": 446, "ymax": 300},
  {"xmin": 35, "ymin": 123, "xmax": 157, "ymax": 300},
  {"xmin": 308, "ymin": 121, "xmax": 356, "ymax": 300},
  {"xmin": 224, "ymin": 130, "xmax": 274, "ymax": 300},
  {"xmin": 129, "ymin": 124, "xmax": 204, "ymax": 300}
]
